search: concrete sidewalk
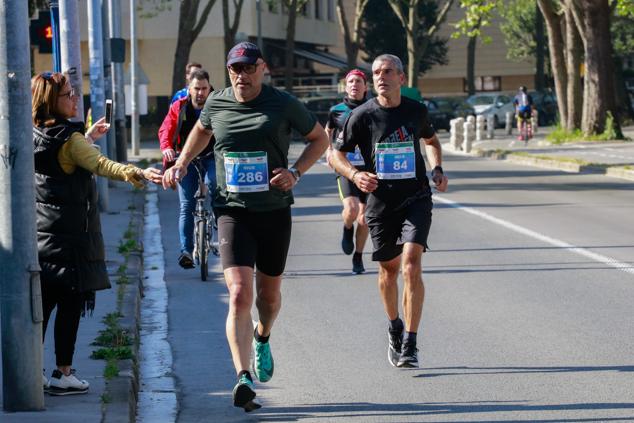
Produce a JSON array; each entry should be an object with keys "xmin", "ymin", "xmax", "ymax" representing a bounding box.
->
[
  {"xmin": 0, "ymin": 143, "xmax": 161, "ymax": 422},
  {"xmin": 439, "ymin": 125, "xmax": 634, "ymax": 180}
]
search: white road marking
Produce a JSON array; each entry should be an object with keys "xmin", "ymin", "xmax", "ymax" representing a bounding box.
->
[{"xmin": 434, "ymin": 195, "xmax": 634, "ymax": 275}]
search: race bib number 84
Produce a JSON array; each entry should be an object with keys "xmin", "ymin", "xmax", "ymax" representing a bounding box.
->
[
  {"xmin": 375, "ymin": 142, "xmax": 416, "ymax": 179},
  {"xmin": 224, "ymin": 151, "xmax": 269, "ymax": 193}
]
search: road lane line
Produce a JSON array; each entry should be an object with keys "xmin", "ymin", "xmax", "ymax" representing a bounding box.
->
[{"xmin": 434, "ymin": 195, "xmax": 634, "ymax": 276}]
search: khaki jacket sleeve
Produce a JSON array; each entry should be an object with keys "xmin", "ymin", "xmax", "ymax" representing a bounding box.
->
[{"xmin": 58, "ymin": 132, "xmax": 145, "ymax": 188}]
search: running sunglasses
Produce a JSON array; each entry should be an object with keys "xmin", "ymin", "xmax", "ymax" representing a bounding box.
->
[{"xmin": 227, "ymin": 63, "xmax": 260, "ymax": 75}]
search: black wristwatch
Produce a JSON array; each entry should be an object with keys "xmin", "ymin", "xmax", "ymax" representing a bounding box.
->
[
  {"xmin": 431, "ymin": 165, "xmax": 443, "ymax": 176},
  {"xmin": 289, "ymin": 167, "xmax": 301, "ymax": 182}
]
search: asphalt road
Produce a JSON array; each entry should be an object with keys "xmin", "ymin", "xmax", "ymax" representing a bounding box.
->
[{"xmin": 146, "ymin": 143, "xmax": 634, "ymax": 422}]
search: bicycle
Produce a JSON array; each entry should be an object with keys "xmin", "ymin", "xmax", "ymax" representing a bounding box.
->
[
  {"xmin": 517, "ymin": 113, "xmax": 533, "ymax": 144},
  {"xmin": 190, "ymin": 158, "xmax": 219, "ymax": 281}
]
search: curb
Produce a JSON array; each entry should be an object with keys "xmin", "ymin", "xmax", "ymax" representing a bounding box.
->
[
  {"xmin": 468, "ymin": 148, "xmax": 631, "ymax": 179},
  {"xmin": 102, "ymin": 196, "xmax": 145, "ymax": 422}
]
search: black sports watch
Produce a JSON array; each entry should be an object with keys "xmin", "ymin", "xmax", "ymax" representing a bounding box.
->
[{"xmin": 289, "ymin": 167, "xmax": 301, "ymax": 182}]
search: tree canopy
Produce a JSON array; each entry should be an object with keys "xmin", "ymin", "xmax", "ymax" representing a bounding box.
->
[{"xmin": 361, "ymin": 0, "xmax": 448, "ymax": 76}]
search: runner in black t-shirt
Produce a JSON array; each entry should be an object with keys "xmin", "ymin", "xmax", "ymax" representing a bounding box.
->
[
  {"xmin": 325, "ymin": 69, "xmax": 369, "ymax": 274},
  {"xmin": 331, "ymin": 54, "xmax": 448, "ymax": 369}
]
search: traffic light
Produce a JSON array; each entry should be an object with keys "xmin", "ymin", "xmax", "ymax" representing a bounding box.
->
[{"xmin": 30, "ymin": 10, "xmax": 53, "ymax": 54}]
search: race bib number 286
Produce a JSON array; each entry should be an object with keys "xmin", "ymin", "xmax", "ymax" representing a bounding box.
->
[{"xmin": 224, "ymin": 151, "xmax": 269, "ymax": 193}]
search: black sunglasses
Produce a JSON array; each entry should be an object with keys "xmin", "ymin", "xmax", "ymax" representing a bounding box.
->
[{"xmin": 227, "ymin": 63, "xmax": 260, "ymax": 75}]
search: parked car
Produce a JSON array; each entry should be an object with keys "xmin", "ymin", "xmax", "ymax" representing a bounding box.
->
[
  {"xmin": 530, "ymin": 90, "xmax": 558, "ymax": 126},
  {"xmin": 301, "ymin": 95, "xmax": 342, "ymax": 127},
  {"xmin": 423, "ymin": 99, "xmax": 450, "ymax": 131},
  {"xmin": 466, "ymin": 92, "xmax": 514, "ymax": 128},
  {"xmin": 431, "ymin": 96, "xmax": 476, "ymax": 120}
]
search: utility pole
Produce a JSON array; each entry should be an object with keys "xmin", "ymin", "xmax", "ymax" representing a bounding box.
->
[
  {"xmin": 88, "ymin": 0, "xmax": 109, "ymax": 211},
  {"xmin": 102, "ymin": 0, "xmax": 117, "ymax": 163},
  {"xmin": 59, "ymin": 0, "xmax": 85, "ymax": 121},
  {"xmin": 49, "ymin": 0, "xmax": 62, "ymax": 72},
  {"xmin": 0, "ymin": 0, "xmax": 45, "ymax": 411},
  {"xmin": 109, "ymin": 0, "xmax": 127, "ymax": 162},
  {"xmin": 130, "ymin": 0, "xmax": 140, "ymax": 156}
]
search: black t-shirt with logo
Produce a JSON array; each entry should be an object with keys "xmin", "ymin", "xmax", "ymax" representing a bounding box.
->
[{"xmin": 336, "ymin": 96, "xmax": 435, "ymax": 217}]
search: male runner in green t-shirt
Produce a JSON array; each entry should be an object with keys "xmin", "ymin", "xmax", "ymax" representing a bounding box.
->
[{"xmin": 162, "ymin": 42, "xmax": 328, "ymax": 411}]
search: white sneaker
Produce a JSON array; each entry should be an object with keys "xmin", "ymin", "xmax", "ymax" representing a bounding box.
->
[{"xmin": 47, "ymin": 369, "xmax": 89, "ymax": 395}]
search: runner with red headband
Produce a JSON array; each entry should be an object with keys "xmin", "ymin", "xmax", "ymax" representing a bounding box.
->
[{"xmin": 325, "ymin": 69, "xmax": 369, "ymax": 274}]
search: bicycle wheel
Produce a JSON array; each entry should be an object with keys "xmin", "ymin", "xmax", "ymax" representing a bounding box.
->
[{"xmin": 197, "ymin": 219, "xmax": 208, "ymax": 281}]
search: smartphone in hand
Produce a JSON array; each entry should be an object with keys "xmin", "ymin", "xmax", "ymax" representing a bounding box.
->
[{"xmin": 105, "ymin": 99, "xmax": 113, "ymax": 124}]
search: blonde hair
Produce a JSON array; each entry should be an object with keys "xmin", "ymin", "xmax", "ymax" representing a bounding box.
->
[{"xmin": 31, "ymin": 72, "xmax": 68, "ymax": 127}]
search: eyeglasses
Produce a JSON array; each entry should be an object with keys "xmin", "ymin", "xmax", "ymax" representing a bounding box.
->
[
  {"xmin": 59, "ymin": 88, "xmax": 76, "ymax": 99},
  {"xmin": 227, "ymin": 63, "xmax": 260, "ymax": 75}
]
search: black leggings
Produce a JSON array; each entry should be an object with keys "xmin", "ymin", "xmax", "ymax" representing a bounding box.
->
[{"xmin": 41, "ymin": 278, "xmax": 84, "ymax": 367}]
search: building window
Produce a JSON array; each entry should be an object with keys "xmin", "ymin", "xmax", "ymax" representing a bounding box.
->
[
  {"xmin": 315, "ymin": 0, "xmax": 322, "ymax": 19},
  {"xmin": 327, "ymin": 0, "xmax": 335, "ymax": 21},
  {"xmin": 464, "ymin": 76, "xmax": 501, "ymax": 92},
  {"xmin": 299, "ymin": 2, "xmax": 308, "ymax": 16}
]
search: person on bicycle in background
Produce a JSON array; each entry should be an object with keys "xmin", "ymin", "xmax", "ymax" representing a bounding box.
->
[
  {"xmin": 159, "ymin": 69, "xmax": 215, "ymax": 268},
  {"xmin": 171, "ymin": 62, "xmax": 202, "ymax": 104},
  {"xmin": 325, "ymin": 69, "xmax": 369, "ymax": 274},
  {"xmin": 513, "ymin": 86, "xmax": 534, "ymax": 140},
  {"xmin": 162, "ymin": 42, "xmax": 328, "ymax": 411}
]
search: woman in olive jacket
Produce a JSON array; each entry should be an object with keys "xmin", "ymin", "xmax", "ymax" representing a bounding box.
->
[{"xmin": 32, "ymin": 71, "xmax": 161, "ymax": 395}]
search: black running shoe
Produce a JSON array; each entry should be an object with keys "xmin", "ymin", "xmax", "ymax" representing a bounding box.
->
[
  {"xmin": 352, "ymin": 253, "xmax": 365, "ymax": 274},
  {"xmin": 341, "ymin": 226, "xmax": 354, "ymax": 255},
  {"xmin": 178, "ymin": 251, "xmax": 194, "ymax": 269},
  {"xmin": 232, "ymin": 374, "xmax": 261, "ymax": 412},
  {"xmin": 397, "ymin": 342, "xmax": 419, "ymax": 368},
  {"xmin": 388, "ymin": 327, "xmax": 403, "ymax": 367}
]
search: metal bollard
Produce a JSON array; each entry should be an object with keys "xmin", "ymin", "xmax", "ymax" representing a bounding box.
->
[
  {"xmin": 463, "ymin": 120, "xmax": 474, "ymax": 153},
  {"xmin": 450, "ymin": 118, "xmax": 464, "ymax": 150},
  {"xmin": 476, "ymin": 114, "xmax": 485, "ymax": 141},
  {"xmin": 532, "ymin": 109, "xmax": 539, "ymax": 134},
  {"xmin": 505, "ymin": 111, "xmax": 513, "ymax": 135},
  {"xmin": 486, "ymin": 114, "xmax": 495, "ymax": 139}
]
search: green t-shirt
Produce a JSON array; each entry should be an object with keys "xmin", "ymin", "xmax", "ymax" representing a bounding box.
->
[{"xmin": 199, "ymin": 84, "xmax": 317, "ymax": 211}]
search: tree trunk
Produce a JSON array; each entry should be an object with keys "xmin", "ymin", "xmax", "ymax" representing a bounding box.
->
[
  {"xmin": 537, "ymin": 0, "xmax": 568, "ymax": 127},
  {"xmin": 466, "ymin": 35, "xmax": 477, "ymax": 96},
  {"xmin": 534, "ymin": 4, "xmax": 546, "ymax": 92},
  {"xmin": 614, "ymin": 56, "xmax": 634, "ymax": 120},
  {"xmin": 579, "ymin": 0, "xmax": 621, "ymax": 136},
  {"xmin": 171, "ymin": 0, "xmax": 217, "ymax": 94},
  {"xmin": 172, "ymin": 1, "xmax": 195, "ymax": 94},
  {"xmin": 284, "ymin": 0, "xmax": 298, "ymax": 93},
  {"xmin": 223, "ymin": 0, "xmax": 245, "ymax": 87},
  {"xmin": 336, "ymin": 0, "xmax": 366, "ymax": 69},
  {"xmin": 564, "ymin": 5, "xmax": 582, "ymax": 130},
  {"xmin": 223, "ymin": 0, "xmax": 233, "ymax": 87},
  {"xmin": 406, "ymin": 5, "xmax": 419, "ymax": 87}
]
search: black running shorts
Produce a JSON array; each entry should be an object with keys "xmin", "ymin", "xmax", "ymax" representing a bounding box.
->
[
  {"xmin": 216, "ymin": 206, "xmax": 292, "ymax": 277},
  {"xmin": 366, "ymin": 196, "xmax": 433, "ymax": 262},
  {"xmin": 337, "ymin": 175, "xmax": 367, "ymax": 204}
]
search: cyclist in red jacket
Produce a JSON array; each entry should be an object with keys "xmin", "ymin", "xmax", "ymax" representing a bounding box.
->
[{"xmin": 159, "ymin": 69, "xmax": 215, "ymax": 268}]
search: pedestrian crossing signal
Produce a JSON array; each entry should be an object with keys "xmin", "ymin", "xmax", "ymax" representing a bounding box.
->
[{"xmin": 29, "ymin": 10, "xmax": 53, "ymax": 54}]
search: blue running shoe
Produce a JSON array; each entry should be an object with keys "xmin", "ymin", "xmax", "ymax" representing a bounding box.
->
[
  {"xmin": 232, "ymin": 374, "xmax": 260, "ymax": 412},
  {"xmin": 252, "ymin": 335, "xmax": 274, "ymax": 383}
]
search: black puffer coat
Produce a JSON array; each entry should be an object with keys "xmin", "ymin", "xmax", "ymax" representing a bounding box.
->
[{"xmin": 33, "ymin": 120, "xmax": 110, "ymax": 293}]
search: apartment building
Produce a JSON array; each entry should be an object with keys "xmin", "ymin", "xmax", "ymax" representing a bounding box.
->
[{"xmin": 31, "ymin": 0, "xmax": 347, "ymax": 97}]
